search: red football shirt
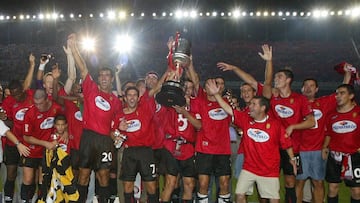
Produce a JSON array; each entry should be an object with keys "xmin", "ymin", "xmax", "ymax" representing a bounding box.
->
[
  {"xmin": 163, "ymin": 108, "xmax": 196, "ymax": 160},
  {"xmin": 326, "ymin": 105, "xmax": 360, "ymax": 154},
  {"xmin": 270, "ymin": 91, "xmax": 313, "ymax": 153},
  {"xmin": 3, "ymin": 90, "xmax": 34, "ymax": 146},
  {"xmin": 112, "ymin": 95, "xmax": 156, "ymax": 147},
  {"xmin": 82, "ymin": 74, "xmax": 121, "ymax": 136},
  {"xmin": 23, "ymin": 102, "xmax": 63, "ymax": 158},
  {"xmin": 300, "ymin": 94, "xmax": 336, "ymax": 151},
  {"xmin": 233, "ymin": 110, "xmax": 292, "ymax": 177},
  {"xmin": 58, "ymin": 88, "xmax": 83, "ymax": 150},
  {"xmin": 191, "ymin": 88, "xmax": 232, "ymax": 155}
]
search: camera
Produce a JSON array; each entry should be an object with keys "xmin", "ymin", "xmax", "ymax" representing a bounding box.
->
[{"xmin": 41, "ymin": 54, "xmax": 55, "ymax": 61}]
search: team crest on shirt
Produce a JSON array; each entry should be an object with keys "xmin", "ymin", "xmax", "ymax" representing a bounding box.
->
[
  {"xmin": 15, "ymin": 108, "xmax": 29, "ymax": 121},
  {"xmin": 40, "ymin": 117, "xmax": 55, "ymax": 129},
  {"xmin": 290, "ymin": 98, "xmax": 294, "ymax": 104},
  {"xmin": 126, "ymin": 119, "xmax": 141, "ymax": 132},
  {"xmin": 266, "ymin": 123, "xmax": 270, "ymax": 129},
  {"xmin": 247, "ymin": 128, "xmax": 270, "ymax": 142},
  {"xmin": 332, "ymin": 120, "xmax": 357, "ymax": 133},
  {"xmin": 74, "ymin": 111, "xmax": 83, "ymax": 121},
  {"xmin": 274, "ymin": 105, "xmax": 294, "ymax": 118},
  {"xmin": 95, "ymin": 96, "xmax": 111, "ymax": 111},
  {"xmin": 353, "ymin": 112, "xmax": 358, "ymax": 118},
  {"xmin": 208, "ymin": 108, "xmax": 228, "ymax": 120}
]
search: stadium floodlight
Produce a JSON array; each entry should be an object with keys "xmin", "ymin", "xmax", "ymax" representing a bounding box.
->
[
  {"xmin": 46, "ymin": 13, "xmax": 51, "ymax": 19},
  {"xmin": 107, "ymin": 11, "xmax": 116, "ymax": 19},
  {"xmin": 242, "ymin": 12, "xmax": 247, "ymax": 16},
  {"xmin": 162, "ymin": 12, "xmax": 167, "ymax": 17},
  {"xmin": 141, "ymin": 12, "xmax": 145, "ymax": 17},
  {"xmin": 0, "ymin": 16, "xmax": 4, "ymax": 20},
  {"xmin": 351, "ymin": 8, "xmax": 360, "ymax": 17},
  {"xmin": 114, "ymin": 35, "xmax": 134, "ymax": 54},
  {"xmin": 330, "ymin": 11, "xmax": 335, "ymax": 16},
  {"xmin": 169, "ymin": 12, "xmax": 173, "ymax": 16},
  {"xmin": 13, "ymin": 16, "xmax": 16, "ymax": 20},
  {"xmin": 227, "ymin": 12, "xmax": 232, "ymax": 17},
  {"xmin": 32, "ymin": 15, "xmax": 36, "ymax": 19},
  {"xmin": 175, "ymin": 10, "xmax": 183, "ymax": 18},
  {"xmin": 292, "ymin": 12, "xmax": 297, "ymax": 16},
  {"xmin": 250, "ymin": 12, "xmax": 254, "ymax": 16},
  {"xmin": 300, "ymin": 12, "xmax": 305, "ymax": 16},
  {"xmin": 19, "ymin": 15, "xmax": 24, "ymax": 20},
  {"xmin": 338, "ymin": 10, "xmax": 343, "ymax": 16},
  {"xmin": 52, "ymin": 13, "xmax": 58, "ymax": 20},
  {"xmin": 206, "ymin": 12, "xmax": 210, "ymax": 16},
  {"xmin": 99, "ymin": 13, "xmax": 104, "ymax": 18},
  {"xmin": 307, "ymin": 12, "xmax": 312, "ymax": 16},
  {"xmin": 256, "ymin": 11, "xmax": 261, "ymax": 16},
  {"xmin": 263, "ymin": 11, "xmax": 269, "ymax": 16},
  {"xmin": 271, "ymin": 11, "xmax": 276, "ymax": 16},
  {"xmin": 313, "ymin": 10, "xmax": 321, "ymax": 18},
  {"xmin": 152, "ymin": 12, "xmax": 157, "ymax": 17},
  {"xmin": 39, "ymin": 14, "xmax": 44, "ymax": 19},
  {"xmin": 233, "ymin": 9, "xmax": 240, "ymax": 18},
  {"xmin": 285, "ymin": 11, "xmax": 290, "ymax": 16},
  {"xmin": 69, "ymin": 13, "xmax": 74, "ymax": 18},
  {"xmin": 6, "ymin": 16, "xmax": 10, "ymax": 20},
  {"xmin": 119, "ymin": 11, "xmax": 126, "ymax": 19},
  {"xmin": 80, "ymin": 37, "xmax": 96, "ymax": 52},
  {"xmin": 190, "ymin": 10, "xmax": 197, "ymax": 18},
  {"xmin": 130, "ymin": 13, "xmax": 135, "ymax": 17},
  {"xmin": 278, "ymin": 11, "xmax": 283, "ymax": 16},
  {"xmin": 321, "ymin": 10, "xmax": 328, "ymax": 17},
  {"xmin": 78, "ymin": 14, "xmax": 82, "ymax": 18},
  {"xmin": 221, "ymin": 12, "xmax": 225, "ymax": 17},
  {"xmin": 345, "ymin": 10, "xmax": 351, "ymax": 15},
  {"xmin": 212, "ymin": 11, "xmax": 217, "ymax": 17},
  {"xmin": 89, "ymin": 13, "xmax": 94, "ymax": 18},
  {"xmin": 59, "ymin": 14, "xmax": 64, "ymax": 19},
  {"xmin": 183, "ymin": 11, "xmax": 189, "ymax": 17}
]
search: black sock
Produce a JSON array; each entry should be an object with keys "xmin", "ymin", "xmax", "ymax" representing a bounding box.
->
[
  {"xmin": 20, "ymin": 184, "xmax": 36, "ymax": 202},
  {"xmin": 156, "ymin": 188, "xmax": 160, "ymax": 203},
  {"xmin": 285, "ymin": 187, "xmax": 296, "ymax": 203},
  {"xmin": 95, "ymin": 178, "xmax": 99, "ymax": 196},
  {"xmin": 77, "ymin": 184, "xmax": 89, "ymax": 203},
  {"xmin": 148, "ymin": 193, "xmax": 159, "ymax": 203},
  {"xmin": 4, "ymin": 180, "xmax": 15, "ymax": 202},
  {"xmin": 171, "ymin": 187, "xmax": 181, "ymax": 203},
  {"xmin": 124, "ymin": 192, "xmax": 135, "ymax": 203},
  {"xmin": 327, "ymin": 195, "xmax": 338, "ymax": 203},
  {"xmin": 109, "ymin": 177, "xmax": 118, "ymax": 197},
  {"xmin": 351, "ymin": 197, "xmax": 360, "ymax": 203},
  {"xmin": 98, "ymin": 185, "xmax": 110, "ymax": 203}
]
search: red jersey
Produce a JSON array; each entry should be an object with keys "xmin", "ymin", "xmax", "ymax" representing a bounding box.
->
[
  {"xmin": 112, "ymin": 96, "xmax": 156, "ymax": 147},
  {"xmin": 300, "ymin": 94, "xmax": 336, "ymax": 151},
  {"xmin": 2, "ymin": 90, "xmax": 34, "ymax": 146},
  {"xmin": 163, "ymin": 108, "xmax": 196, "ymax": 160},
  {"xmin": 191, "ymin": 88, "xmax": 232, "ymax": 155},
  {"xmin": 23, "ymin": 102, "xmax": 63, "ymax": 158},
  {"xmin": 152, "ymin": 103, "xmax": 168, "ymax": 149},
  {"xmin": 82, "ymin": 74, "xmax": 121, "ymax": 136},
  {"xmin": 270, "ymin": 91, "xmax": 313, "ymax": 153},
  {"xmin": 326, "ymin": 105, "xmax": 360, "ymax": 154},
  {"xmin": 233, "ymin": 110, "xmax": 292, "ymax": 177},
  {"xmin": 58, "ymin": 88, "xmax": 83, "ymax": 150}
]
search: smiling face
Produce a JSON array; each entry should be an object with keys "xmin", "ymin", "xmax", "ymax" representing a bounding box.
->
[
  {"xmin": 124, "ymin": 88, "xmax": 139, "ymax": 109},
  {"xmin": 240, "ymin": 84, "xmax": 256, "ymax": 104},
  {"xmin": 302, "ymin": 79, "xmax": 318, "ymax": 100}
]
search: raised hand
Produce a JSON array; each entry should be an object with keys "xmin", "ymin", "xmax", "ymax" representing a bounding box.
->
[
  {"xmin": 29, "ymin": 53, "xmax": 35, "ymax": 66},
  {"xmin": 258, "ymin": 44, "xmax": 272, "ymax": 61},
  {"xmin": 217, "ymin": 62, "xmax": 235, "ymax": 72},
  {"xmin": 205, "ymin": 79, "xmax": 220, "ymax": 95}
]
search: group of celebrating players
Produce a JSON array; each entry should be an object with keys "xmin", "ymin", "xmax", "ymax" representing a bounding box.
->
[{"xmin": 0, "ymin": 33, "xmax": 359, "ymax": 203}]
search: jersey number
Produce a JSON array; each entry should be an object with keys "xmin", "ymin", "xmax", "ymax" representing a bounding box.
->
[{"xmin": 101, "ymin": 152, "xmax": 112, "ymax": 162}]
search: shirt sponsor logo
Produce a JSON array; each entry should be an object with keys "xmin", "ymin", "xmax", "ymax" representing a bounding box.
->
[
  {"xmin": 208, "ymin": 108, "xmax": 228, "ymax": 120},
  {"xmin": 95, "ymin": 96, "xmax": 111, "ymax": 111},
  {"xmin": 313, "ymin": 109, "xmax": 323, "ymax": 121},
  {"xmin": 15, "ymin": 107, "xmax": 29, "ymax": 121},
  {"xmin": 74, "ymin": 111, "xmax": 83, "ymax": 121},
  {"xmin": 274, "ymin": 105, "xmax": 294, "ymax": 118},
  {"xmin": 332, "ymin": 120, "xmax": 357, "ymax": 133},
  {"xmin": 247, "ymin": 128, "xmax": 270, "ymax": 142},
  {"xmin": 40, "ymin": 117, "xmax": 55, "ymax": 129},
  {"xmin": 126, "ymin": 119, "xmax": 141, "ymax": 132}
]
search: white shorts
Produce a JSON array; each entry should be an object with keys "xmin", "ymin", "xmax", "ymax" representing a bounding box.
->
[{"xmin": 235, "ymin": 169, "xmax": 280, "ymax": 199}]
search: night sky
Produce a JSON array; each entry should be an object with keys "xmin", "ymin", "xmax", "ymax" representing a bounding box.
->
[{"xmin": 0, "ymin": 0, "xmax": 358, "ymax": 13}]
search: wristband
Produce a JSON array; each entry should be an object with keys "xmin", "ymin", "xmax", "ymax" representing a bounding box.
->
[
  {"xmin": 290, "ymin": 157, "xmax": 296, "ymax": 161},
  {"xmin": 15, "ymin": 141, "xmax": 20, "ymax": 146},
  {"xmin": 38, "ymin": 63, "xmax": 46, "ymax": 71}
]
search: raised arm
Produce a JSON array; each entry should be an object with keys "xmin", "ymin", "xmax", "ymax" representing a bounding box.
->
[
  {"xmin": 185, "ymin": 56, "xmax": 200, "ymax": 95},
  {"xmin": 258, "ymin": 44, "xmax": 273, "ymax": 99},
  {"xmin": 35, "ymin": 55, "xmax": 49, "ymax": 89},
  {"xmin": 115, "ymin": 64, "xmax": 123, "ymax": 97},
  {"xmin": 52, "ymin": 65, "xmax": 64, "ymax": 105},
  {"xmin": 286, "ymin": 113, "xmax": 315, "ymax": 137},
  {"xmin": 23, "ymin": 53, "xmax": 36, "ymax": 90},
  {"xmin": 217, "ymin": 62, "xmax": 258, "ymax": 91},
  {"xmin": 63, "ymin": 42, "xmax": 76, "ymax": 95},
  {"xmin": 68, "ymin": 34, "xmax": 88, "ymax": 80},
  {"xmin": 206, "ymin": 79, "xmax": 234, "ymax": 116}
]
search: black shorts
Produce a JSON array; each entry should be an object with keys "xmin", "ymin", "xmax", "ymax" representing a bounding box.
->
[
  {"xmin": 163, "ymin": 149, "xmax": 195, "ymax": 177},
  {"xmin": 110, "ymin": 147, "xmax": 118, "ymax": 174},
  {"xmin": 78, "ymin": 129, "xmax": 114, "ymax": 171},
  {"xmin": 154, "ymin": 148, "xmax": 167, "ymax": 175},
  {"xmin": 70, "ymin": 149, "xmax": 80, "ymax": 170},
  {"xmin": 4, "ymin": 144, "xmax": 20, "ymax": 165},
  {"xmin": 20, "ymin": 157, "xmax": 42, "ymax": 168},
  {"xmin": 121, "ymin": 146, "xmax": 157, "ymax": 182},
  {"xmin": 280, "ymin": 150, "xmax": 299, "ymax": 176},
  {"xmin": 195, "ymin": 152, "xmax": 231, "ymax": 177},
  {"xmin": 326, "ymin": 152, "xmax": 360, "ymax": 187}
]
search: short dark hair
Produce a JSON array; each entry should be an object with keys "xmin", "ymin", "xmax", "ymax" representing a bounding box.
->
[
  {"xmin": 54, "ymin": 114, "xmax": 67, "ymax": 123},
  {"xmin": 253, "ymin": 96, "xmax": 270, "ymax": 113},
  {"xmin": 240, "ymin": 82, "xmax": 256, "ymax": 92},
  {"xmin": 8, "ymin": 80, "xmax": 23, "ymax": 91},
  {"xmin": 98, "ymin": 67, "xmax": 114, "ymax": 77},
  {"xmin": 33, "ymin": 89, "xmax": 47, "ymax": 100},
  {"xmin": 337, "ymin": 84, "xmax": 355, "ymax": 99},
  {"xmin": 125, "ymin": 86, "xmax": 139, "ymax": 96},
  {"xmin": 302, "ymin": 78, "xmax": 318, "ymax": 88},
  {"xmin": 276, "ymin": 69, "xmax": 294, "ymax": 84}
]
